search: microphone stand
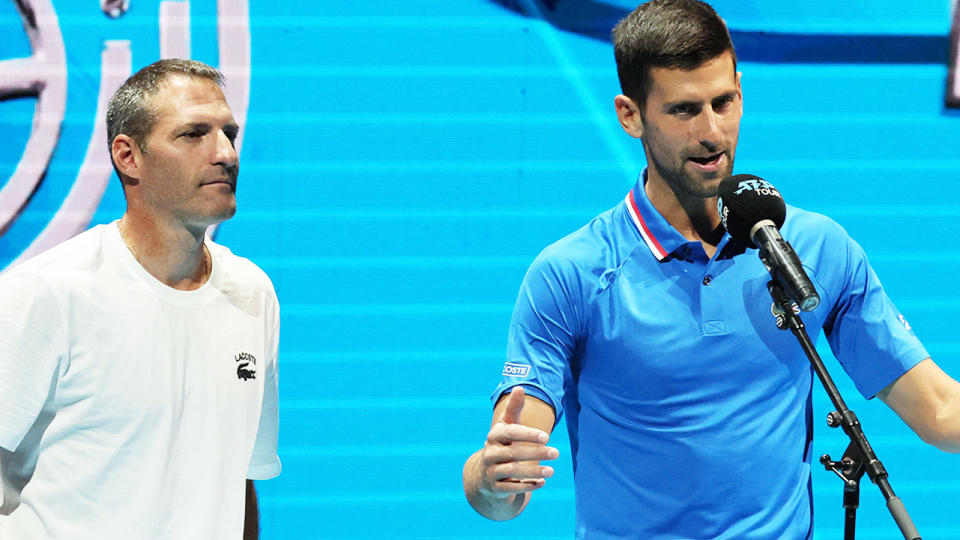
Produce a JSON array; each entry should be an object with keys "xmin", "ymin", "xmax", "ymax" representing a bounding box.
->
[{"xmin": 766, "ymin": 280, "xmax": 921, "ymax": 540}]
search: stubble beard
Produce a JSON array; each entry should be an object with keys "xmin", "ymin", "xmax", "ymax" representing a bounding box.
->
[{"xmin": 652, "ymin": 150, "xmax": 734, "ymax": 201}]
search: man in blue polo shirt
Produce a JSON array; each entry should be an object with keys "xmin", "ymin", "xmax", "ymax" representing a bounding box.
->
[{"xmin": 462, "ymin": 0, "xmax": 960, "ymax": 538}]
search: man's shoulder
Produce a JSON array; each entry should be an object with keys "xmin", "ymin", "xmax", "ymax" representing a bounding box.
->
[
  {"xmin": 206, "ymin": 241, "xmax": 277, "ymax": 296},
  {"xmin": 2, "ymin": 224, "xmax": 113, "ymax": 284},
  {"xmin": 532, "ymin": 202, "xmax": 634, "ymax": 277},
  {"xmin": 785, "ymin": 204, "xmax": 843, "ymax": 228},
  {"xmin": 782, "ymin": 205, "xmax": 871, "ymax": 284},
  {"xmin": 783, "ymin": 204, "xmax": 851, "ymax": 245}
]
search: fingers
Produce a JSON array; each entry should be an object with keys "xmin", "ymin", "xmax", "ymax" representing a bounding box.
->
[
  {"xmin": 479, "ymin": 434, "xmax": 560, "ymax": 497},
  {"xmin": 487, "ymin": 456, "xmax": 555, "ymax": 479},
  {"xmin": 479, "ymin": 386, "xmax": 560, "ymax": 498},
  {"xmin": 486, "ymin": 467, "xmax": 554, "ymax": 493},
  {"xmin": 500, "ymin": 386, "xmax": 526, "ymax": 425},
  {"xmin": 483, "ymin": 439, "xmax": 560, "ymax": 465},
  {"xmin": 479, "ymin": 461, "xmax": 556, "ymax": 498},
  {"xmin": 488, "ymin": 421, "xmax": 550, "ymax": 446},
  {"xmin": 479, "ymin": 477, "xmax": 549, "ymax": 498}
]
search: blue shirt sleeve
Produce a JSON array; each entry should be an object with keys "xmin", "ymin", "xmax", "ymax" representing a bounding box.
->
[
  {"xmin": 490, "ymin": 249, "xmax": 585, "ymax": 421},
  {"xmin": 816, "ymin": 221, "xmax": 929, "ymax": 399}
]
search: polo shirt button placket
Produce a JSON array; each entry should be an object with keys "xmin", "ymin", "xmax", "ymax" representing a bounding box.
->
[{"xmin": 700, "ymin": 271, "xmax": 725, "ymax": 334}]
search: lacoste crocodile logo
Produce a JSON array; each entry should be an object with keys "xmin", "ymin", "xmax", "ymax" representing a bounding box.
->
[{"xmin": 235, "ymin": 352, "xmax": 257, "ymax": 381}]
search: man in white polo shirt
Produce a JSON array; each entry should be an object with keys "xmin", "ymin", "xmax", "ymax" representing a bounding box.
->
[{"xmin": 0, "ymin": 59, "xmax": 280, "ymax": 539}]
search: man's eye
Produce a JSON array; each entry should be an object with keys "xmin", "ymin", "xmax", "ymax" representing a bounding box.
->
[
  {"xmin": 713, "ymin": 96, "xmax": 735, "ymax": 111},
  {"xmin": 182, "ymin": 127, "xmax": 211, "ymax": 139},
  {"xmin": 671, "ymin": 106, "xmax": 696, "ymax": 115}
]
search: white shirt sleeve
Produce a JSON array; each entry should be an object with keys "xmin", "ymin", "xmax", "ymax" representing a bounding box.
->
[
  {"xmin": 246, "ymin": 293, "xmax": 281, "ymax": 480},
  {"xmin": 0, "ymin": 272, "xmax": 65, "ymax": 451}
]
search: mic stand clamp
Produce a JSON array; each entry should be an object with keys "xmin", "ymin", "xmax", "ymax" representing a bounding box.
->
[
  {"xmin": 766, "ymin": 280, "xmax": 921, "ymax": 540},
  {"xmin": 820, "ymin": 438, "xmax": 866, "ymax": 540}
]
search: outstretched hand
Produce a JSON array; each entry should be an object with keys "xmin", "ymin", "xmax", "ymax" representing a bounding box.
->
[{"xmin": 477, "ymin": 386, "xmax": 559, "ymax": 498}]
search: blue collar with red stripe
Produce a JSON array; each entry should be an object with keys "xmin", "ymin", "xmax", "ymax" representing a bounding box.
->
[{"xmin": 623, "ymin": 171, "xmax": 734, "ymax": 262}]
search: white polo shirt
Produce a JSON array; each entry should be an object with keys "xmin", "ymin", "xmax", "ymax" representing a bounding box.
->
[{"xmin": 0, "ymin": 222, "xmax": 281, "ymax": 539}]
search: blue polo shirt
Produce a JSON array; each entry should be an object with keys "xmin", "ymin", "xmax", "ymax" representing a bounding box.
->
[{"xmin": 493, "ymin": 173, "xmax": 928, "ymax": 539}]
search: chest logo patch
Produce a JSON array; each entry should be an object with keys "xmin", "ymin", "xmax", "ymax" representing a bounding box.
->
[
  {"xmin": 235, "ymin": 352, "xmax": 257, "ymax": 381},
  {"xmin": 502, "ymin": 362, "xmax": 531, "ymax": 378}
]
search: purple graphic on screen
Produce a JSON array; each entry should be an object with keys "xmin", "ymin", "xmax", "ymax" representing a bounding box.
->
[{"xmin": 949, "ymin": 0, "xmax": 960, "ymax": 108}]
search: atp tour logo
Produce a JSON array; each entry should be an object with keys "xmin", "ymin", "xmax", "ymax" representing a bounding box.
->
[
  {"xmin": 0, "ymin": 0, "xmax": 251, "ymax": 271},
  {"xmin": 718, "ymin": 199, "xmax": 730, "ymax": 229},
  {"xmin": 734, "ymin": 178, "xmax": 781, "ymax": 198}
]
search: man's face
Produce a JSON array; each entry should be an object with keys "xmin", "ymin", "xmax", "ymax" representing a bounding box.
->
[
  {"xmin": 640, "ymin": 51, "xmax": 741, "ymax": 199},
  {"xmin": 135, "ymin": 75, "xmax": 240, "ymax": 230}
]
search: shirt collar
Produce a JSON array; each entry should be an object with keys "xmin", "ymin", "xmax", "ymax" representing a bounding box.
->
[{"xmin": 624, "ymin": 169, "xmax": 732, "ymax": 262}]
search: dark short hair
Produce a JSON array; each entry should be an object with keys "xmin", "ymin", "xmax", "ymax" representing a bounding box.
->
[
  {"xmin": 106, "ymin": 59, "xmax": 223, "ymax": 157},
  {"xmin": 612, "ymin": 0, "xmax": 736, "ymax": 106}
]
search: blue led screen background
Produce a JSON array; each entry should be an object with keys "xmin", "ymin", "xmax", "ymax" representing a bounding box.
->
[{"xmin": 2, "ymin": 1, "xmax": 960, "ymax": 538}]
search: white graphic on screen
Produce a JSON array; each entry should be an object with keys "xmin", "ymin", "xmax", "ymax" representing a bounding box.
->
[{"xmin": 0, "ymin": 0, "xmax": 66, "ymax": 241}]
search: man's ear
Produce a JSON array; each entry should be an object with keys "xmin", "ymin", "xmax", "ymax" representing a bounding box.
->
[
  {"xmin": 111, "ymin": 134, "xmax": 142, "ymax": 186},
  {"xmin": 614, "ymin": 94, "xmax": 644, "ymax": 139}
]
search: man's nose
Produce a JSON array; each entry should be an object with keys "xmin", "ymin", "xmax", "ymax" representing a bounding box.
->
[
  {"xmin": 214, "ymin": 130, "xmax": 238, "ymax": 169},
  {"xmin": 696, "ymin": 110, "xmax": 721, "ymax": 151}
]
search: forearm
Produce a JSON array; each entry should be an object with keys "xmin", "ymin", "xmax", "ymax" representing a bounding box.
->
[
  {"xmin": 881, "ymin": 358, "xmax": 960, "ymax": 453},
  {"xmin": 244, "ymin": 480, "xmax": 259, "ymax": 540},
  {"xmin": 932, "ymin": 388, "xmax": 960, "ymax": 453},
  {"xmin": 463, "ymin": 449, "xmax": 529, "ymax": 521}
]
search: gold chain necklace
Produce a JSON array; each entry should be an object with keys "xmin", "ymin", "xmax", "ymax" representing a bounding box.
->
[{"xmin": 118, "ymin": 223, "xmax": 211, "ymax": 283}]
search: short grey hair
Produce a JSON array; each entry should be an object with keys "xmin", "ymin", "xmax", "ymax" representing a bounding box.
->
[{"xmin": 106, "ymin": 59, "xmax": 223, "ymax": 159}]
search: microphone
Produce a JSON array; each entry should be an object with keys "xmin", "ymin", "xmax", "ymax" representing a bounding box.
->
[{"xmin": 717, "ymin": 174, "xmax": 820, "ymax": 312}]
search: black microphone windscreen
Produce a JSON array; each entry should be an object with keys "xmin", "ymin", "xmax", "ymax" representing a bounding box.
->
[{"xmin": 717, "ymin": 174, "xmax": 787, "ymax": 247}]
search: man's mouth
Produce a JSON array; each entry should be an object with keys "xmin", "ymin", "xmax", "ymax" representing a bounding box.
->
[
  {"xmin": 203, "ymin": 178, "xmax": 236, "ymax": 191},
  {"xmin": 688, "ymin": 152, "xmax": 724, "ymax": 167},
  {"xmin": 208, "ymin": 178, "xmax": 233, "ymax": 185}
]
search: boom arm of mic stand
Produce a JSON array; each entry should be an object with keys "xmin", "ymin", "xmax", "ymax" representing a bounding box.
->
[{"xmin": 766, "ymin": 281, "xmax": 921, "ymax": 540}]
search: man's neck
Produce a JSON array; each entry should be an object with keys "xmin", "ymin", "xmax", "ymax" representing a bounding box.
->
[
  {"xmin": 118, "ymin": 212, "xmax": 211, "ymax": 290},
  {"xmin": 644, "ymin": 174, "xmax": 724, "ymax": 258}
]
